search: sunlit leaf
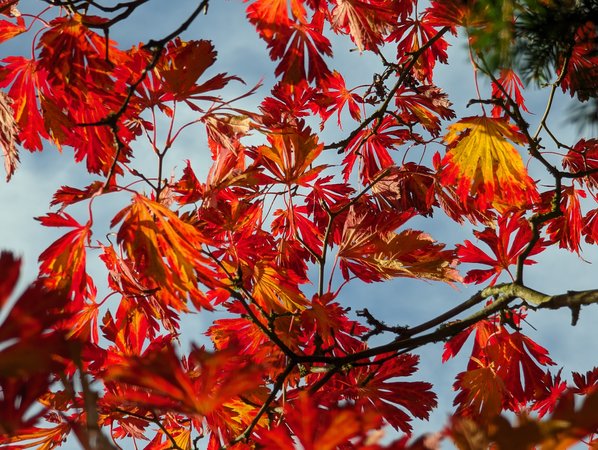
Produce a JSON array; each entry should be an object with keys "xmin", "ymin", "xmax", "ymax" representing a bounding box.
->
[{"xmin": 440, "ymin": 116, "xmax": 538, "ymax": 211}]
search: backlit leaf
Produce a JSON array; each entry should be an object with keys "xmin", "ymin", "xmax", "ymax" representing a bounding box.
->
[
  {"xmin": 457, "ymin": 212, "xmax": 546, "ymax": 285},
  {"xmin": 112, "ymin": 194, "xmax": 220, "ymax": 311},
  {"xmin": 440, "ymin": 116, "xmax": 538, "ymax": 211},
  {"xmin": 338, "ymin": 206, "xmax": 461, "ymax": 283}
]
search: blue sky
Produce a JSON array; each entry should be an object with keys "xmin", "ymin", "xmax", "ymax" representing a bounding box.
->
[{"xmin": 1, "ymin": 1, "xmax": 597, "ymax": 447}]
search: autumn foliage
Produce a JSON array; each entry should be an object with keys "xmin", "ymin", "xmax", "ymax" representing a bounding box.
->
[{"xmin": 1, "ymin": 0, "xmax": 598, "ymax": 449}]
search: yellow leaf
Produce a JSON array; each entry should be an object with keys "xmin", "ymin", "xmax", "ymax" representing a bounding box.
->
[
  {"xmin": 251, "ymin": 260, "xmax": 308, "ymax": 312},
  {"xmin": 112, "ymin": 195, "xmax": 220, "ymax": 311},
  {"xmin": 441, "ymin": 116, "xmax": 538, "ymax": 211}
]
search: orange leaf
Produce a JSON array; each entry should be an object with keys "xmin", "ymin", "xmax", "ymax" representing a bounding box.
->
[
  {"xmin": 338, "ymin": 207, "xmax": 461, "ymax": 283},
  {"xmin": 0, "ymin": 15, "xmax": 24, "ymax": 43},
  {"xmin": 36, "ymin": 212, "xmax": 92, "ymax": 303},
  {"xmin": 103, "ymin": 345, "xmax": 262, "ymax": 416},
  {"xmin": 454, "ymin": 366, "xmax": 506, "ymax": 421},
  {"xmin": 112, "ymin": 194, "xmax": 220, "ymax": 311},
  {"xmin": 440, "ymin": 116, "xmax": 538, "ymax": 211},
  {"xmin": 250, "ymin": 260, "xmax": 308, "ymax": 312},
  {"xmin": 257, "ymin": 125, "xmax": 325, "ymax": 185},
  {"xmin": 257, "ymin": 392, "xmax": 376, "ymax": 450},
  {"xmin": 0, "ymin": 56, "xmax": 49, "ymax": 150}
]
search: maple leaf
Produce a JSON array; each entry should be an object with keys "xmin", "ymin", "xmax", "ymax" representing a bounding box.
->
[
  {"xmin": 388, "ymin": 14, "xmax": 449, "ymax": 82},
  {"xmin": 173, "ymin": 160, "xmax": 204, "ymax": 204},
  {"xmin": 424, "ymin": 0, "xmax": 469, "ymax": 30},
  {"xmin": 304, "ymin": 175, "xmax": 354, "ymax": 231},
  {"xmin": 0, "ymin": 0, "xmax": 20, "ymax": 17},
  {"xmin": 37, "ymin": 14, "xmax": 123, "ymax": 98},
  {"xmin": 112, "ymin": 194, "xmax": 220, "ymax": 311},
  {"xmin": 393, "ymin": 84, "xmax": 455, "ymax": 137},
  {"xmin": 204, "ymin": 113, "xmax": 254, "ymax": 155},
  {"xmin": 338, "ymin": 206, "xmax": 461, "ymax": 283},
  {"xmin": 102, "ymin": 345, "xmax": 262, "ymax": 416},
  {"xmin": 300, "ymin": 293, "xmax": 368, "ymax": 355},
  {"xmin": 256, "ymin": 391, "xmax": 381, "ymax": 449},
  {"xmin": 250, "ymin": 259, "xmax": 308, "ymax": 312},
  {"xmin": 330, "ymin": 0, "xmax": 397, "ymax": 52},
  {"xmin": 0, "ymin": 56, "xmax": 49, "ymax": 151},
  {"xmin": 581, "ymin": 207, "xmax": 598, "ymax": 245},
  {"xmin": 268, "ymin": 17, "xmax": 332, "ymax": 84},
  {"xmin": 440, "ymin": 116, "xmax": 539, "ymax": 211},
  {"xmin": 158, "ymin": 38, "xmax": 240, "ymax": 107},
  {"xmin": 50, "ymin": 181, "xmax": 105, "ymax": 211},
  {"xmin": 36, "ymin": 212, "xmax": 92, "ymax": 303},
  {"xmin": 260, "ymin": 80, "xmax": 316, "ymax": 125},
  {"xmin": 491, "ymin": 68, "xmax": 529, "ymax": 117},
  {"xmin": 571, "ymin": 367, "xmax": 598, "ymax": 396},
  {"xmin": 324, "ymin": 353, "xmax": 437, "ymax": 433},
  {"xmin": 446, "ymin": 319, "xmax": 556, "ymax": 418},
  {"xmin": 209, "ymin": 314, "xmax": 273, "ymax": 361},
  {"xmin": 0, "ymin": 91, "xmax": 18, "ymax": 180},
  {"xmin": 246, "ymin": 0, "xmax": 303, "ymax": 41},
  {"xmin": 540, "ymin": 186, "xmax": 585, "ymax": 253},
  {"xmin": 257, "ymin": 124, "xmax": 326, "ymax": 185},
  {"xmin": 314, "ymin": 70, "xmax": 363, "ymax": 127},
  {"xmin": 158, "ymin": 38, "xmax": 217, "ymax": 99},
  {"xmin": 0, "ymin": 422, "xmax": 70, "ymax": 449},
  {"xmin": 0, "ymin": 252, "xmax": 70, "ymax": 435},
  {"xmin": 559, "ymin": 22, "xmax": 598, "ymax": 101},
  {"xmin": 371, "ymin": 163, "xmax": 437, "ymax": 216},
  {"xmin": 456, "ymin": 212, "xmax": 546, "ymax": 285},
  {"xmin": 342, "ymin": 115, "xmax": 412, "ymax": 182},
  {"xmin": 271, "ymin": 204, "xmax": 323, "ymax": 256},
  {"xmin": 453, "ymin": 366, "xmax": 506, "ymax": 420},
  {"xmin": 531, "ymin": 370, "xmax": 567, "ymax": 419},
  {"xmin": 0, "ymin": 15, "xmax": 24, "ymax": 43},
  {"xmin": 562, "ymin": 138, "xmax": 598, "ymax": 190},
  {"xmin": 99, "ymin": 245, "xmax": 180, "ymax": 334}
]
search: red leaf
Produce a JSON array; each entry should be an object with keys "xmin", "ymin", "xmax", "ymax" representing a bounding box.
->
[
  {"xmin": 582, "ymin": 207, "xmax": 598, "ymax": 245},
  {"xmin": 0, "ymin": 251, "xmax": 19, "ymax": 309},
  {"xmin": 256, "ymin": 391, "xmax": 381, "ymax": 449},
  {"xmin": 112, "ymin": 194, "xmax": 222, "ymax": 311},
  {"xmin": 36, "ymin": 212, "xmax": 92, "ymax": 303},
  {"xmin": 491, "ymin": 68, "xmax": 529, "ymax": 117},
  {"xmin": 330, "ymin": 0, "xmax": 397, "ymax": 52},
  {"xmin": 50, "ymin": 181, "xmax": 105, "ymax": 211},
  {"xmin": 322, "ymin": 353, "xmax": 437, "ymax": 433},
  {"xmin": 260, "ymin": 80, "xmax": 316, "ymax": 125},
  {"xmin": 0, "ymin": 0, "xmax": 20, "ymax": 17},
  {"xmin": 559, "ymin": 22, "xmax": 598, "ymax": 101},
  {"xmin": 541, "ymin": 186, "xmax": 585, "ymax": 253},
  {"xmin": 256, "ymin": 124, "xmax": 325, "ymax": 185},
  {"xmin": 0, "ymin": 15, "xmax": 24, "ymax": 43},
  {"xmin": 394, "ymin": 84, "xmax": 454, "ymax": 137},
  {"xmin": 571, "ymin": 367, "xmax": 598, "ymax": 396},
  {"xmin": 267, "ymin": 16, "xmax": 332, "ymax": 84},
  {"xmin": 388, "ymin": 15, "xmax": 449, "ymax": 82},
  {"xmin": 342, "ymin": 115, "xmax": 411, "ymax": 182},
  {"xmin": 37, "ymin": 14, "xmax": 123, "ymax": 98},
  {"xmin": 102, "ymin": 345, "xmax": 262, "ymax": 416},
  {"xmin": 0, "ymin": 56, "xmax": 49, "ymax": 150},
  {"xmin": 457, "ymin": 212, "xmax": 545, "ymax": 285},
  {"xmin": 446, "ymin": 319, "xmax": 556, "ymax": 418},
  {"xmin": 338, "ymin": 206, "xmax": 461, "ymax": 283},
  {"xmin": 314, "ymin": 70, "xmax": 363, "ymax": 127},
  {"xmin": 563, "ymin": 138, "xmax": 598, "ymax": 190}
]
